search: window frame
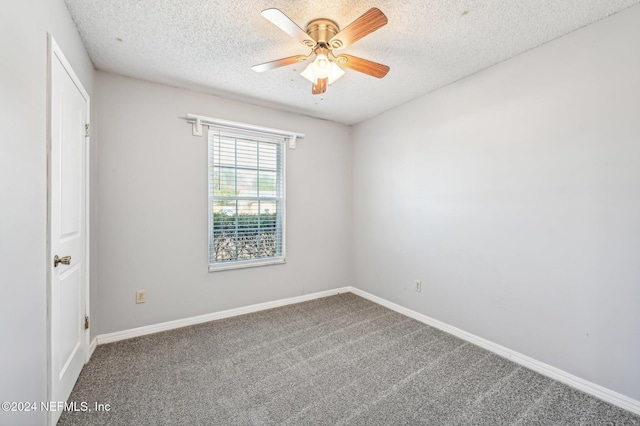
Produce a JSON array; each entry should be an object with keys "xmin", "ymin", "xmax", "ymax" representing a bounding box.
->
[{"xmin": 207, "ymin": 126, "xmax": 287, "ymax": 272}]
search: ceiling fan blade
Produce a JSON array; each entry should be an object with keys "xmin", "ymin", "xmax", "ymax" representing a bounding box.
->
[
  {"xmin": 251, "ymin": 55, "xmax": 308, "ymax": 73},
  {"xmin": 312, "ymin": 78, "xmax": 327, "ymax": 94},
  {"xmin": 334, "ymin": 54, "xmax": 390, "ymax": 78},
  {"xmin": 261, "ymin": 8, "xmax": 316, "ymax": 48},
  {"xmin": 329, "ymin": 8, "xmax": 388, "ymax": 50}
]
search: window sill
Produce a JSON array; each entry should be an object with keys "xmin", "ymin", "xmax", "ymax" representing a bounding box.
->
[{"xmin": 208, "ymin": 257, "xmax": 286, "ymax": 272}]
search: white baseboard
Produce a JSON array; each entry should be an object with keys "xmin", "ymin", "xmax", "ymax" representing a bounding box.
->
[
  {"xmin": 96, "ymin": 287, "xmax": 351, "ymax": 345},
  {"xmin": 93, "ymin": 284, "xmax": 639, "ymax": 415},
  {"xmin": 87, "ymin": 337, "xmax": 97, "ymax": 362},
  {"xmin": 348, "ymin": 286, "xmax": 640, "ymax": 416}
]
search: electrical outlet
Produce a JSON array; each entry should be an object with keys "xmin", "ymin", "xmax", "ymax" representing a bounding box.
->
[
  {"xmin": 136, "ymin": 290, "xmax": 146, "ymax": 304},
  {"xmin": 415, "ymin": 280, "xmax": 422, "ymax": 292}
]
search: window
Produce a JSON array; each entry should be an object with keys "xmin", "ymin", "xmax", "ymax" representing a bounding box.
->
[{"xmin": 208, "ymin": 126, "xmax": 285, "ymax": 271}]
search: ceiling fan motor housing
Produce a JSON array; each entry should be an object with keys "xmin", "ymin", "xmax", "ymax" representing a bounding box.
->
[{"xmin": 305, "ymin": 19, "xmax": 339, "ymax": 47}]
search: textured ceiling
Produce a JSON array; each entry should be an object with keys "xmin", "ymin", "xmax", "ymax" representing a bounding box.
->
[{"xmin": 64, "ymin": 0, "xmax": 639, "ymax": 125}]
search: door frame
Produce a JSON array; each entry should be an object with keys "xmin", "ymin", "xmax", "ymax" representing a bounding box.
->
[{"xmin": 46, "ymin": 34, "xmax": 91, "ymax": 426}]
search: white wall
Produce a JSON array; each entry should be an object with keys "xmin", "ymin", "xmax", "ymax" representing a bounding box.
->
[
  {"xmin": 352, "ymin": 5, "xmax": 640, "ymax": 401},
  {"xmin": 0, "ymin": 0, "xmax": 94, "ymax": 425},
  {"xmin": 95, "ymin": 72, "xmax": 352, "ymax": 335}
]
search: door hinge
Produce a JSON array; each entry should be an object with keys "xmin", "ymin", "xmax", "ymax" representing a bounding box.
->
[
  {"xmin": 85, "ymin": 123, "xmax": 90, "ymax": 138},
  {"xmin": 84, "ymin": 315, "xmax": 90, "ymax": 330}
]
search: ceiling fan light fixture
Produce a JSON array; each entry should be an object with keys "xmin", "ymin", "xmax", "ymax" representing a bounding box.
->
[
  {"xmin": 327, "ymin": 61, "xmax": 345, "ymax": 85},
  {"xmin": 301, "ymin": 55, "xmax": 345, "ymax": 85},
  {"xmin": 313, "ymin": 53, "xmax": 330, "ymax": 77},
  {"xmin": 301, "ymin": 53, "xmax": 329, "ymax": 83},
  {"xmin": 300, "ymin": 62, "xmax": 317, "ymax": 84}
]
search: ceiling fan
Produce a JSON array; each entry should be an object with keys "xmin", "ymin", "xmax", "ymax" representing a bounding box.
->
[{"xmin": 252, "ymin": 8, "xmax": 390, "ymax": 95}]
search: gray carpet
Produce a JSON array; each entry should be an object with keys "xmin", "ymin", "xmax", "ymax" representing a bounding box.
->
[{"xmin": 59, "ymin": 293, "xmax": 639, "ymax": 425}]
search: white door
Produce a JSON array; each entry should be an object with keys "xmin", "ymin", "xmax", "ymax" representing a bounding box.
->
[{"xmin": 49, "ymin": 37, "xmax": 90, "ymax": 426}]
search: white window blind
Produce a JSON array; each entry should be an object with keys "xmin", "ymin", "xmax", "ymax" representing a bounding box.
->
[{"xmin": 208, "ymin": 126, "xmax": 286, "ymax": 271}]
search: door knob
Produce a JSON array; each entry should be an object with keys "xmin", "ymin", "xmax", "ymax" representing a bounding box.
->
[{"xmin": 54, "ymin": 255, "xmax": 71, "ymax": 267}]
